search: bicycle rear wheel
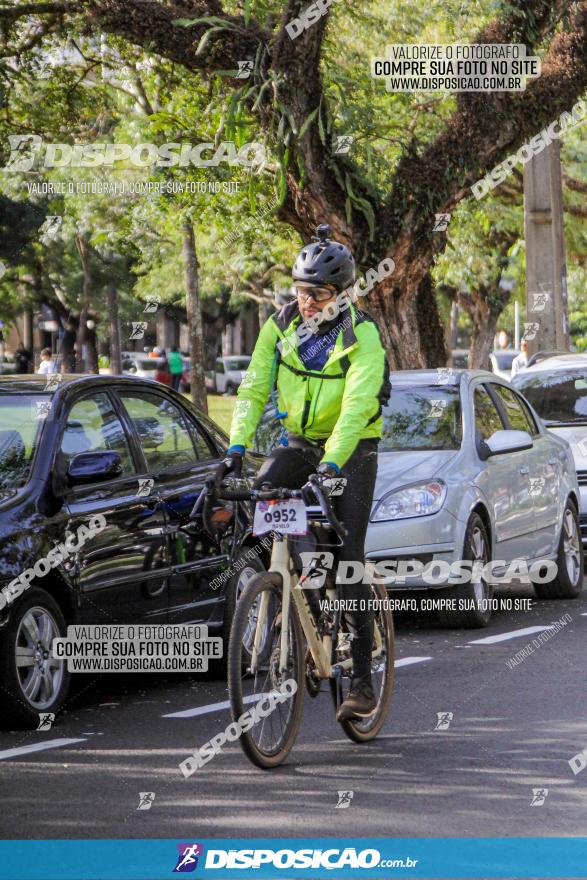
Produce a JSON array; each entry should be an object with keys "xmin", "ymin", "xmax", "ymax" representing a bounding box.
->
[
  {"xmin": 330, "ymin": 577, "xmax": 394, "ymax": 743},
  {"xmin": 228, "ymin": 572, "xmax": 304, "ymax": 769}
]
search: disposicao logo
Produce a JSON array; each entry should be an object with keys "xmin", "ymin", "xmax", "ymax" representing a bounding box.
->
[{"xmin": 173, "ymin": 843, "xmax": 204, "ymax": 873}]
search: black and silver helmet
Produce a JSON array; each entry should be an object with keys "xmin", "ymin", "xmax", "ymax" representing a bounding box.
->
[{"xmin": 292, "ymin": 224, "xmax": 356, "ymax": 291}]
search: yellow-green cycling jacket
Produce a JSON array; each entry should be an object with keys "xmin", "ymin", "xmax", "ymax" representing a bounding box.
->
[{"xmin": 229, "ymin": 301, "xmax": 389, "ymax": 470}]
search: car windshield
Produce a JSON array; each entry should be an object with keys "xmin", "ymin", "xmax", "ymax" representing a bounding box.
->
[
  {"xmin": 380, "ymin": 385, "xmax": 462, "ymax": 451},
  {"xmin": 137, "ymin": 360, "xmax": 159, "ymax": 371},
  {"xmin": 493, "ymin": 351, "xmax": 518, "ymax": 370},
  {"xmin": 514, "ymin": 371, "xmax": 587, "ymax": 424},
  {"xmin": 225, "ymin": 358, "xmax": 250, "ymax": 371},
  {"xmin": 0, "ymin": 394, "xmax": 47, "ymax": 491}
]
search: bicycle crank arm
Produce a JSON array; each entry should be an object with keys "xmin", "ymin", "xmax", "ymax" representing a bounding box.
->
[{"xmin": 332, "ymin": 664, "xmax": 344, "ymax": 711}]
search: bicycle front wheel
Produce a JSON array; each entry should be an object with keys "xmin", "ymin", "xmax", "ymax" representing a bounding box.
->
[{"xmin": 227, "ymin": 572, "xmax": 304, "ymax": 769}]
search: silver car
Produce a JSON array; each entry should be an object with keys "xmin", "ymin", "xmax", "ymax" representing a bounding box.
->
[
  {"xmin": 366, "ymin": 369, "xmax": 582, "ymax": 627},
  {"xmin": 214, "ymin": 356, "xmax": 252, "ymax": 395},
  {"xmin": 122, "ymin": 355, "xmax": 161, "ymax": 380},
  {"xmin": 512, "ymin": 353, "xmax": 587, "ymax": 547}
]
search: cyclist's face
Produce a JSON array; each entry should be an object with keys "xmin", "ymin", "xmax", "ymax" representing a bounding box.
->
[{"xmin": 296, "ymin": 285, "xmax": 337, "ymax": 321}]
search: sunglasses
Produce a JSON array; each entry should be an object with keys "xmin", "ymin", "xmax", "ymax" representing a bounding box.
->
[{"xmin": 295, "ymin": 286, "xmax": 337, "ymax": 302}]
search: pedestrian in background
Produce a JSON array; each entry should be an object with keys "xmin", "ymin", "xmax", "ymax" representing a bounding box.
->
[
  {"xmin": 511, "ymin": 339, "xmax": 529, "ymax": 376},
  {"xmin": 154, "ymin": 357, "xmax": 172, "ymax": 386},
  {"xmin": 168, "ymin": 345, "xmax": 184, "ymax": 391},
  {"xmin": 15, "ymin": 345, "xmax": 32, "ymax": 374},
  {"xmin": 37, "ymin": 348, "xmax": 57, "ymax": 375}
]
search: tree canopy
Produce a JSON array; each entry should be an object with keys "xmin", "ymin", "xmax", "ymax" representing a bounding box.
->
[{"xmin": 0, "ymin": 0, "xmax": 586, "ymax": 367}]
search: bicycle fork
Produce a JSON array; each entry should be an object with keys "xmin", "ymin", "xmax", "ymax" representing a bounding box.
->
[
  {"xmin": 249, "ymin": 537, "xmax": 291, "ymax": 676},
  {"xmin": 273, "ymin": 538, "xmax": 293, "ymax": 677}
]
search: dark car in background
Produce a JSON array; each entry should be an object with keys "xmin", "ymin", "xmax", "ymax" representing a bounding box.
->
[{"xmin": 0, "ymin": 376, "xmax": 264, "ymax": 728}]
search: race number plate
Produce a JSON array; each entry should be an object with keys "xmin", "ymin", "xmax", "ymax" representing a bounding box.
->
[{"xmin": 253, "ymin": 498, "xmax": 308, "ymax": 535}]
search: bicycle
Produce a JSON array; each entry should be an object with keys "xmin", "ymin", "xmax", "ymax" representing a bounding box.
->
[{"xmin": 197, "ymin": 475, "xmax": 394, "ymax": 769}]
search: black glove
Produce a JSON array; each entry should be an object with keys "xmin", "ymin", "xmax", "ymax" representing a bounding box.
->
[
  {"xmin": 215, "ymin": 450, "xmax": 243, "ymax": 484},
  {"xmin": 316, "ymin": 463, "xmax": 339, "ymax": 479},
  {"xmin": 310, "ymin": 463, "xmax": 346, "ymax": 497}
]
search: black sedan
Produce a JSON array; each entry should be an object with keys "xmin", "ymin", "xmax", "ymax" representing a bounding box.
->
[{"xmin": 0, "ymin": 375, "xmax": 265, "ymax": 728}]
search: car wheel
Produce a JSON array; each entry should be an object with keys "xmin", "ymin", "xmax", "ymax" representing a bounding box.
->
[
  {"xmin": 437, "ymin": 513, "xmax": 493, "ymax": 628},
  {"xmin": 0, "ymin": 588, "xmax": 70, "ymax": 730},
  {"xmin": 208, "ymin": 547, "xmax": 266, "ymax": 678},
  {"xmin": 225, "ymin": 382, "xmax": 236, "ymax": 396},
  {"xmin": 533, "ymin": 500, "xmax": 583, "ymax": 599}
]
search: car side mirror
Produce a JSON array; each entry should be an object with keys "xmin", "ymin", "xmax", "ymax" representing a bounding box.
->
[
  {"xmin": 67, "ymin": 451, "xmax": 123, "ymax": 485},
  {"xmin": 482, "ymin": 429, "xmax": 533, "ymax": 459}
]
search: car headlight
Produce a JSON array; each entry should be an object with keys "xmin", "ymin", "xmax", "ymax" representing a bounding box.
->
[{"xmin": 370, "ymin": 480, "xmax": 447, "ymax": 522}]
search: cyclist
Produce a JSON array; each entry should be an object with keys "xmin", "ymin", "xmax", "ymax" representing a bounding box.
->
[{"xmin": 217, "ymin": 224, "xmax": 389, "ymax": 720}]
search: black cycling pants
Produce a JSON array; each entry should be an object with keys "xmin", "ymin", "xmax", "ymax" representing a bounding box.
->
[{"xmin": 254, "ymin": 435, "xmax": 378, "ymax": 678}]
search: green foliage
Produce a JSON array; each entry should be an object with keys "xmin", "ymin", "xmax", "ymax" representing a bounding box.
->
[{"xmin": 0, "ymin": 0, "xmax": 585, "ymax": 359}]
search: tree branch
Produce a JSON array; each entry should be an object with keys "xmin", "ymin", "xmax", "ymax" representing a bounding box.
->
[
  {"xmin": 0, "ymin": 0, "xmax": 269, "ymax": 72},
  {"xmin": 0, "ymin": 2, "xmax": 72, "ymax": 19},
  {"xmin": 564, "ymin": 173, "xmax": 587, "ymax": 194},
  {"xmin": 566, "ymin": 204, "xmax": 587, "ymax": 219},
  {"xmin": 85, "ymin": 0, "xmax": 268, "ymax": 73},
  {"xmin": 264, "ymin": 2, "xmax": 355, "ymax": 241}
]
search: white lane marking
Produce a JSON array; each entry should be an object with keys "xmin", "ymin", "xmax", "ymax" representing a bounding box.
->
[
  {"xmin": 581, "ymin": 613, "xmax": 587, "ymax": 617},
  {"xmin": 165, "ymin": 657, "xmax": 433, "ymax": 719},
  {"xmin": 395, "ymin": 656, "xmax": 432, "ymax": 667},
  {"xmin": 0, "ymin": 738, "xmax": 87, "ymax": 761},
  {"xmin": 163, "ymin": 692, "xmax": 270, "ymax": 719},
  {"xmin": 469, "ymin": 625, "xmax": 555, "ymax": 645}
]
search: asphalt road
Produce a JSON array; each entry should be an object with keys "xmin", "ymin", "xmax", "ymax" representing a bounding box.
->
[{"xmin": 1, "ymin": 582, "xmax": 586, "ymax": 840}]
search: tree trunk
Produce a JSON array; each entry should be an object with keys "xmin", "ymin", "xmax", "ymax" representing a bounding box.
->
[
  {"xmin": 258, "ymin": 299, "xmax": 275, "ymax": 323},
  {"xmin": 74, "ymin": 233, "xmax": 91, "ymax": 373},
  {"xmin": 449, "ymin": 302, "xmax": 459, "ymax": 352},
  {"xmin": 204, "ymin": 318, "xmax": 222, "ymax": 369},
  {"xmin": 458, "ymin": 288, "xmax": 502, "ymax": 370},
  {"xmin": 368, "ymin": 263, "xmax": 448, "ymax": 368},
  {"xmin": 468, "ymin": 307, "xmax": 496, "ymax": 370},
  {"xmin": 86, "ymin": 327, "xmax": 99, "ymax": 374},
  {"xmin": 182, "ymin": 220, "xmax": 208, "ymax": 414},
  {"xmin": 107, "ymin": 281, "xmax": 122, "ymax": 374}
]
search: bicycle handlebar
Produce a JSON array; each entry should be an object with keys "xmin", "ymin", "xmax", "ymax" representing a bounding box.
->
[
  {"xmin": 193, "ymin": 475, "xmax": 348, "ymax": 540},
  {"xmin": 215, "ymin": 485, "xmax": 302, "ymax": 502}
]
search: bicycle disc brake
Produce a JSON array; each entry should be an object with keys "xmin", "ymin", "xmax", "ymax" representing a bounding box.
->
[{"xmin": 305, "ymin": 649, "xmax": 321, "ymax": 698}]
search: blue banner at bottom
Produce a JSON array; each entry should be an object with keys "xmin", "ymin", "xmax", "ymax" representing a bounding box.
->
[{"xmin": 0, "ymin": 838, "xmax": 586, "ymax": 879}]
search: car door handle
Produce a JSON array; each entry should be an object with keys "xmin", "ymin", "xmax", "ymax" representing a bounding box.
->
[{"xmin": 519, "ymin": 466, "xmax": 529, "ymax": 475}]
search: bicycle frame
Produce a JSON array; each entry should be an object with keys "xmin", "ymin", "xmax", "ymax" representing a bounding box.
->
[{"xmin": 249, "ymin": 533, "xmax": 384, "ymax": 679}]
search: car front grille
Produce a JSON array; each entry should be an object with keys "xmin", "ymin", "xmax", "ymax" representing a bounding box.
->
[{"xmin": 576, "ymin": 470, "xmax": 587, "ymax": 486}]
